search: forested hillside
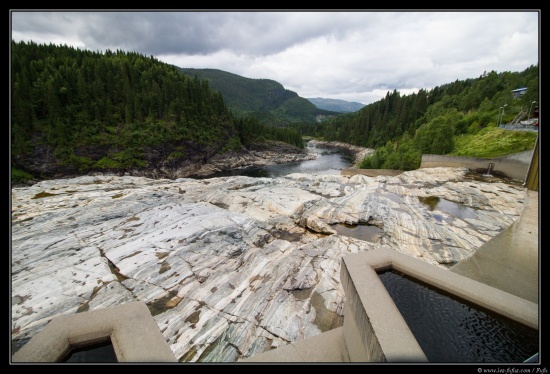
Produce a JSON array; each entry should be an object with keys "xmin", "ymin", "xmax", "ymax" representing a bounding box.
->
[
  {"xmin": 293, "ymin": 65, "xmax": 539, "ymax": 170},
  {"xmin": 11, "ymin": 40, "xmax": 539, "ymax": 182},
  {"xmin": 177, "ymin": 68, "xmax": 340, "ymax": 124},
  {"xmin": 11, "ymin": 40, "xmax": 303, "ymax": 182}
]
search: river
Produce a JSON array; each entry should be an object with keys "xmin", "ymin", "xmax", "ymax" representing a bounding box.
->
[{"xmin": 197, "ymin": 144, "xmax": 354, "ymax": 179}]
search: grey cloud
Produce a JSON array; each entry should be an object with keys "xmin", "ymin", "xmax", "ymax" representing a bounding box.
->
[
  {"xmin": 12, "ymin": 11, "xmax": 382, "ymax": 57},
  {"xmin": 10, "ymin": 10, "xmax": 539, "ymax": 105}
]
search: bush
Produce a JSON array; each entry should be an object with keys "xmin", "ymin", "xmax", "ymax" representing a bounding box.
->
[
  {"xmin": 95, "ymin": 157, "xmax": 122, "ymax": 169},
  {"xmin": 221, "ymin": 136, "xmax": 243, "ymax": 152},
  {"xmin": 66, "ymin": 154, "xmax": 94, "ymax": 171},
  {"xmin": 12, "ymin": 168, "xmax": 34, "ymax": 184},
  {"xmin": 167, "ymin": 151, "xmax": 184, "ymax": 161},
  {"xmin": 467, "ymin": 121, "xmax": 482, "ymax": 135}
]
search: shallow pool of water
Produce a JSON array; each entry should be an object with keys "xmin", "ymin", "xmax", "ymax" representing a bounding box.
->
[
  {"xmin": 332, "ymin": 223, "xmax": 383, "ymax": 243},
  {"xmin": 418, "ymin": 196, "xmax": 477, "ymax": 220}
]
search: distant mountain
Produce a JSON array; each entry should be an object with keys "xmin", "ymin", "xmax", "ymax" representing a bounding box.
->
[
  {"xmin": 306, "ymin": 97, "xmax": 366, "ymax": 113},
  {"xmin": 176, "ymin": 68, "xmax": 340, "ymax": 125}
]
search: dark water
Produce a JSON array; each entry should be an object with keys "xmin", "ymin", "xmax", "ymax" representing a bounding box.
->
[
  {"xmin": 378, "ymin": 270, "xmax": 539, "ymax": 363},
  {"xmin": 62, "ymin": 340, "xmax": 118, "ymax": 363},
  {"xmin": 196, "ymin": 145, "xmax": 354, "ymax": 179},
  {"xmin": 418, "ymin": 196, "xmax": 477, "ymax": 220}
]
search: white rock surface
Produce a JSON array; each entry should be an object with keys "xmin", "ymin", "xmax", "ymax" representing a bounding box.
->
[{"xmin": 11, "ymin": 167, "xmax": 526, "ymax": 361}]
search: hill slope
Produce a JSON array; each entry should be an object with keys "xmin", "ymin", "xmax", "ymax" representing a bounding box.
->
[
  {"xmin": 177, "ymin": 68, "xmax": 340, "ymax": 124},
  {"xmin": 10, "ymin": 40, "xmax": 305, "ymax": 183},
  {"xmin": 303, "ymin": 66, "xmax": 539, "ymax": 170}
]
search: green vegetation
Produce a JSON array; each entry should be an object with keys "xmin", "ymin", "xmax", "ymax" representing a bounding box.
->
[
  {"xmin": 306, "ymin": 97, "xmax": 365, "ymax": 113},
  {"xmin": 451, "ymin": 127, "xmax": 538, "ymax": 158},
  {"xmin": 294, "ymin": 66, "xmax": 539, "ymax": 170},
  {"xmin": 11, "ymin": 40, "xmax": 304, "ymax": 181},
  {"xmin": 235, "ymin": 116, "xmax": 303, "ymax": 148},
  {"xmin": 177, "ymin": 68, "xmax": 340, "ymax": 124},
  {"xmin": 12, "ymin": 168, "xmax": 34, "ymax": 185},
  {"xmin": 11, "ymin": 40, "xmax": 538, "ymax": 183}
]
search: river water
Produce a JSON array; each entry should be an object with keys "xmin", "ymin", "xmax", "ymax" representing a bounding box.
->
[{"xmin": 199, "ymin": 144, "xmax": 354, "ymax": 179}]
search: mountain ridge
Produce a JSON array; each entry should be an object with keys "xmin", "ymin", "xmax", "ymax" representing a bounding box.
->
[
  {"xmin": 176, "ymin": 67, "xmax": 340, "ymax": 124},
  {"xmin": 306, "ymin": 97, "xmax": 365, "ymax": 113}
]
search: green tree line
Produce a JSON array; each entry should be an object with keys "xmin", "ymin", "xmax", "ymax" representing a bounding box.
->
[
  {"xmin": 292, "ymin": 65, "xmax": 539, "ymax": 170},
  {"xmin": 11, "ymin": 40, "xmax": 304, "ymax": 179},
  {"xmin": 235, "ymin": 116, "xmax": 303, "ymax": 148}
]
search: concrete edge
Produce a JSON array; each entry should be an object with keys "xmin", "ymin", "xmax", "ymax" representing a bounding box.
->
[
  {"xmin": 344, "ymin": 246, "xmax": 538, "ymax": 328},
  {"xmin": 240, "ymin": 326, "xmax": 350, "ymax": 363},
  {"xmin": 342, "ymin": 247, "xmax": 427, "ymax": 362},
  {"xmin": 12, "ymin": 301, "xmax": 177, "ymax": 363}
]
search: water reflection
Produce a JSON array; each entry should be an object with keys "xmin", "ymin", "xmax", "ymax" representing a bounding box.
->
[
  {"xmin": 332, "ymin": 223, "xmax": 383, "ymax": 243},
  {"xmin": 418, "ymin": 196, "xmax": 477, "ymax": 220},
  {"xmin": 195, "ymin": 146, "xmax": 353, "ymax": 179},
  {"xmin": 464, "ymin": 170, "xmax": 523, "ymax": 186}
]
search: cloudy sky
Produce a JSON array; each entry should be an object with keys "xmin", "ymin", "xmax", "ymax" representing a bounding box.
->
[{"xmin": 10, "ymin": 10, "xmax": 540, "ymax": 105}]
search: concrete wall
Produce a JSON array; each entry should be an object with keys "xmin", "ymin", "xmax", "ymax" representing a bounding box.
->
[
  {"xmin": 19, "ymin": 246, "xmax": 538, "ymax": 363},
  {"xmin": 343, "ymin": 150, "xmax": 533, "ymax": 181},
  {"xmin": 500, "ymin": 124, "xmax": 538, "ymax": 132},
  {"xmin": 420, "ymin": 151, "xmax": 533, "ymax": 181},
  {"xmin": 339, "ymin": 247, "xmax": 538, "ymax": 362},
  {"xmin": 340, "ymin": 247, "xmax": 428, "ymax": 362},
  {"xmin": 341, "ymin": 168, "xmax": 403, "ymax": 177}
]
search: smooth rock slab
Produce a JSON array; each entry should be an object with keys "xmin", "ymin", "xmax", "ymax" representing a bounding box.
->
[{"xmin": 11, "ymin": 168, "xmax": 527, "ymax": 362}]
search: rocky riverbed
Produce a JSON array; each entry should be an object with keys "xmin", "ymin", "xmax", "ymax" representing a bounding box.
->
[
  {"xmin": 13, "ymin": 140, "xmax": 317, "ymax": 186},
  {"xmin": 11, "ymin": 167, "xmax": 526, "ymax": 362}
]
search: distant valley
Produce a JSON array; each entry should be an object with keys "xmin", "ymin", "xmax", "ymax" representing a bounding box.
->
[{"xmin": 306, "ymin": 97, "xmax": 365, "ymax": 113}]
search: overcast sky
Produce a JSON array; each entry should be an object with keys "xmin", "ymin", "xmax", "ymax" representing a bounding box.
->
[{"xmin": 10, "ymin": 10, "xmax": 540, "ymax": 105}]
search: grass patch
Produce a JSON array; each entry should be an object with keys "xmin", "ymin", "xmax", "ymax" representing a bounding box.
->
[
  {"xmin": 167, "ymin": 151, "xmax": 185, "ymax": 160},
  {"xmin": 450, "ymin": 127, "xmax": 537, "ymax": 158}
]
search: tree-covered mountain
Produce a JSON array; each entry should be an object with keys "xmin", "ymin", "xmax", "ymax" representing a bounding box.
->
[
  {"xmin": 176, "ymin": 68, "xmax": 340, "ymax": 124},
  {"xmin": 11, "ymin": 39, "xmax": 538, "ymax": 183},
  {"xmin": 11, "ymin": 40, "xmax": 304, "ymax": 182},
  {"xmin": 306, "ymin": 97, "xmax": 365, "ymax": 113},
  {"xmin": 293, "ymin": 65, "xmax": 539, "ymax": 171}
]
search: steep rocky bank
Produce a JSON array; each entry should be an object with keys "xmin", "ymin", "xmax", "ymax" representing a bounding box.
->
[
  {"xmin": 12, "ymin": 140, "xmax": 316, "ymax": 187},
  {"xmin": 189, "ymin": 141, "xmax": 316, "ymax": 177},
  {"xmin": 11, "ymin": 167, "xmax": 526, "ymax": 362}
]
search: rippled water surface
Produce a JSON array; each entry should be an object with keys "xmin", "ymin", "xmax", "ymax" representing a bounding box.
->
[{"xmin": 378, "ymin": 270, "xmax": 539, "ymax": 363}]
